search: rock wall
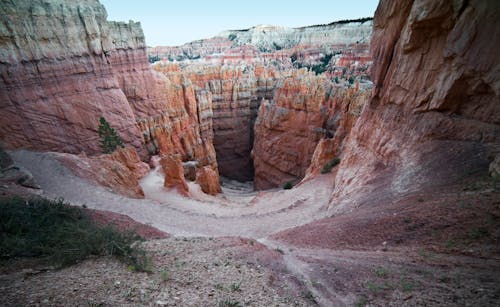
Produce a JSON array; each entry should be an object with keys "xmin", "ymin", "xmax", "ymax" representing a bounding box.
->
[
  {"xmin": 219, "ymin": 19, "xmax": 373, "ymax": 52},
  {"xmin": 330, "ymin": 0, "xmax": 500, "ymax": 210},
  {"xmin": 0, "ymin": 0, "xmax": 221, "ymax": 191},
  {"xmin": 54, "ymin": 147, "xmax": 149, "ymax": 198},
  {"xmin": 252, "ymin": 72, "xmax": 370, "ymax": 189},
  {"xmin": 0, "ymin": 0, "xmax": 144, "ymax": 155},
  {"xmin": 152, "ymin": 63, "xmax": 282, "ymax": 182}
]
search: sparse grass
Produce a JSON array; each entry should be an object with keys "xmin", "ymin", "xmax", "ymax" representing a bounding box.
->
[
  {"xmin": 469, "ymin": 227, "xmax": 488, "ymax": 240},
  {"xmin": 445, "ymin": 239, "xmax": 457, "ymax": 249},
  {"xmin": 354, "ymin": 295, "xmax": 367, "ymax": 307},
  {"xmin": 215, "ymin": 283, "xmax": 224, "ymax": 290},
  {"xmin": 320, "ymin": 157, "xmax": 340, "ymax": 174},
  {"xmin": 218, "ymin": 299, "xmax": 242, "ymax": 307},
  {"xmin": 418, "ymin": 248, "xmax": 434, "ymax": 260},
  {"xmin": 301, "ymin": 289, "xmax": 316, "ymax": 303},
  {"xmin": 401, "ymin": 279, "xmax": 418, "ymax": 292},
  {"xmin": 373, "ymin": 266, "xmax": 388, "ymax": 278},
  {"xmin": 365, "ymin": 281, "xmax": 380, "ymax": 293},
  {"xmin": 283, "ymin": 182, "xmax": 293, "ymax": 190},
  {"xmin": 230, "ymin": 283, "xmax": 241, "ymax": 292},
  {"xmin": 0, "ymin": 197, "xmax": 151, "ymax": 271},
  {"xmin": 160, "ymin": 267, "xmax": 169, "ymax": 282}
]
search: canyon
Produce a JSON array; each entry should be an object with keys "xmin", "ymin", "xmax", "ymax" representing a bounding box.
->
[{"xmin": 0, "ymin": 0, "xmax": 499, "ymax": 306}]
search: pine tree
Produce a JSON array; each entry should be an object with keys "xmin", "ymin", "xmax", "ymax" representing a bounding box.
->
[{"xmin": 98, "ymin": 116, "xmax": 124, "ymax": 154}]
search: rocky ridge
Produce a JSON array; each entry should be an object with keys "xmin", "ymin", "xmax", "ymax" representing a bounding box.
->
[{"xmin": 329, "ymin": 0, "xmax": 500, "ymax": 211}]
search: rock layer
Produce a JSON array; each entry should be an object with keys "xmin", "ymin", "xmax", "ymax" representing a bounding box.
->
[
  {"xmin": 0, "ymin": 0, "xmax": 221, "ymax": 193},
  {"xmin": 55, "ymin": 147, "xmax": 148, "ymax": 198},
  {"xmin": 330, "ymin": 0, "xmax": 500, "ymax": 209},
  {"xmin": 0, "ymin": 0, "xmax": 144, "ymax": 155},
  {"xmin": 253, "ymin": 73, "xmax": 370, "ymax": 189}
]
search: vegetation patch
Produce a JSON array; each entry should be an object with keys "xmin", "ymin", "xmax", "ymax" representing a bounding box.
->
[
  {"xmin": 98, "ymin": 116, "xmax": 124, "ymax": 154},
  {"xmin": 283, "ymin": 181, "xmax": 293, "ymax": 190},
  {"xmin": 321, "ymin": 157, "xmax": 340, "ymax": 174},
  {"xmin": 0, "ymin": 197, "xmax": 151, "ymax": 271}
]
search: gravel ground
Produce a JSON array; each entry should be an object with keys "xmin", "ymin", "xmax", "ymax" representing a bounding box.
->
[{"xmin": 0, "ymin": 237, "xmax": 311, "ymax": 306}]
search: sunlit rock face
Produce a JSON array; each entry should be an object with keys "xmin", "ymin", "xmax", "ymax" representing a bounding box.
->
[{"xmin": 330, "ymin": 0, "xmax": 500, "ymax": 209}]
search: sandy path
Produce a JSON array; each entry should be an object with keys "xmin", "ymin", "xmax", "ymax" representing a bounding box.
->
[{"xmin": 11, "ymin": 150, "xmax": 333, "ymax": 239}]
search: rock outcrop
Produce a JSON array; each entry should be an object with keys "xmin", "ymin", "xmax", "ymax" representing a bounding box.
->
[
  {"xmin": 0, "ymin": 0, "xmax": 145, "ymax": 155},
  {"xmin": 196, "ymin": 166, "xmax": 222, "ymax": 195},
  {"xmin": 160, "ymin": 155, "xmax": 189, "ymax": 196},
  {"xmin": 55, "ymin": 147, "xmax": 149, "ymax": 198},
  {"xmin": 152, "ymin": 62, "xmax": 282, "ymax": 182},
  {"xmin": 0, "ymin": 147, "xmax": 40, "ymax": 190},
  {"xmin": 210, "ymin": 19, "xmax": 372, "ymax": 54},
  {"xmin": 252, "ymin": 72, "xmax": 370, "ymax": 189},
  {"xmin": 0, "ymin": 0, "xmax": 221, "ymax": 194},
  {"xmin": 330, "ymin": 0, "xmax": 500, "ymax": 210}
]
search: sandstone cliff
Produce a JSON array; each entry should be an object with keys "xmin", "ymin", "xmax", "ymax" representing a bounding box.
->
[
  {"xmin": 0, "ymin": 0, "xmax": 144, "ymax": 155},
  {"xmin": 152, "ymin": 62, "xmax": 284, "ymax": 182},
  {"xmin": 217, "ymin": 19, "xmax": 372, "ymax": 53},
  {"xmin": 330, "ymin": 0, "xmax": 500, "ymax": 210},
  {"xmin": 252, "ymin": 72, "xmax": 370, "ymax": 189},
  {"xmin": 0, "ymin": 0, "xmax": 221, "ymax": 193}
]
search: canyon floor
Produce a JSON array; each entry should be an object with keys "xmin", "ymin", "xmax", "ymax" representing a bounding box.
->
[{"xmin": 1, "ymin": 150, "xmax": 499, "ymax": 306}]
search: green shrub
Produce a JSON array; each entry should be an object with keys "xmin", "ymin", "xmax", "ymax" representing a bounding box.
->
[
  {"xmin": 98, "ymin": 116, "xmax": 124, "ymax": 154},
  {"xmin": 320, "ymin": 157, "xmax": 341, "ymax": 174},
  {"xmin": 283, "ymin": 182, "xmax": 293, "ymax": 189},
  {"xmin": 0, "ymin": 197, "xmax": 150, "ymax": 271}
]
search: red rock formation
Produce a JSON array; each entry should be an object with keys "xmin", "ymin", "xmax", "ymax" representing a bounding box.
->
[
  {"xmin": 306, "ymin": 83, "xmax": 369, "ymax": 176},
  {"xmin": 330, "ymin": 0, "xmax": 500, "ymax": 209},
  {"xmin": 0, "ymin": 0, "xmax": 220, "ymax": 190},
  {"xmin": 252, "ymin": 72, "xmax": 370, "ymax": 189},
  {"xmin": 152, "ymin": 63, "xmax": 281, "ymax": 182},
  {"xmin": 196, "ymin": 166, "xmax": 222, "ymax": 195},
  {"xmin": 55, "ymin": 147, "xmax": 148, "ymax": 198},
  {"xmin": 0, "ymin": 0, "xmax": 145, "ymax": 156},
  {"xmin": 109, "ymin": 146, "xmax": 150, "ymax": 180},
  {"xmin": 160, "ymin": 155, "xmax": 189, "ymax": 196}
]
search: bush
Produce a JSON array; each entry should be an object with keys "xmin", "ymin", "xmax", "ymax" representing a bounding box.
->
[
  {"xmin": 0, "ymin": 197, "xmax": 151, "ymax": 271},
  {"xmin": 320, "ymin": 157, "xmax": 340, "ymax": 174},
  {"xmin": 98, "ymin": 116, "xmax": 124, "ymax": 154},
  {"xmin": 283, "ymin": 182, "xmax": 293, "ymax": 189}
]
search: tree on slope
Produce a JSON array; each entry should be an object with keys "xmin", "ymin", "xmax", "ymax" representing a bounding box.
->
[{"xmin": 98, "ymin": 116, "xmax": 124, "ymax": 154}]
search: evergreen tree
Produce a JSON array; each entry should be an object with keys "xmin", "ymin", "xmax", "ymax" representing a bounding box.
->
[{"xmin": 98, "ymin": 116, "xmax": 124, "ymax": 154}]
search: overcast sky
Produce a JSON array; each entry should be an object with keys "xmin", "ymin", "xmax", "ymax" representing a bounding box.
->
[{"xmin": 100, "ymin": 0, "xmax": 379, "ymax": 46}]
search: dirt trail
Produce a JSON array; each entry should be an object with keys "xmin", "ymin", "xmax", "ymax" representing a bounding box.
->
[
  {"xmin": 10, "ymin": 150, "xmax": 333, "ymax": 239},
  {"xmin": 9, "ymin": 150, "xmax": 498, "ymax": 306}
]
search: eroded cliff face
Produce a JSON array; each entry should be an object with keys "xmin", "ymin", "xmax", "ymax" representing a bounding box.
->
[
  {"xmin": 0, "ymin": 0, "xmax": 144, "ymax": 155},
  {"xmin": 0, "ymin": 0, "xmax": 221, "ymax": 194},
  {"xmin": 253, "ymin": 72, "xmax": 370, "ymax": 189},
  {"xmin": 152, "ymin": 62, "xmax": 285, "ymax": 182},
  {"xmin": 330, "ymin": 0, "xmax": 500, "ymax": 210},
  {"xmin": 220, "ymin": 20, "xmax": 372, "ymax": 51}
]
